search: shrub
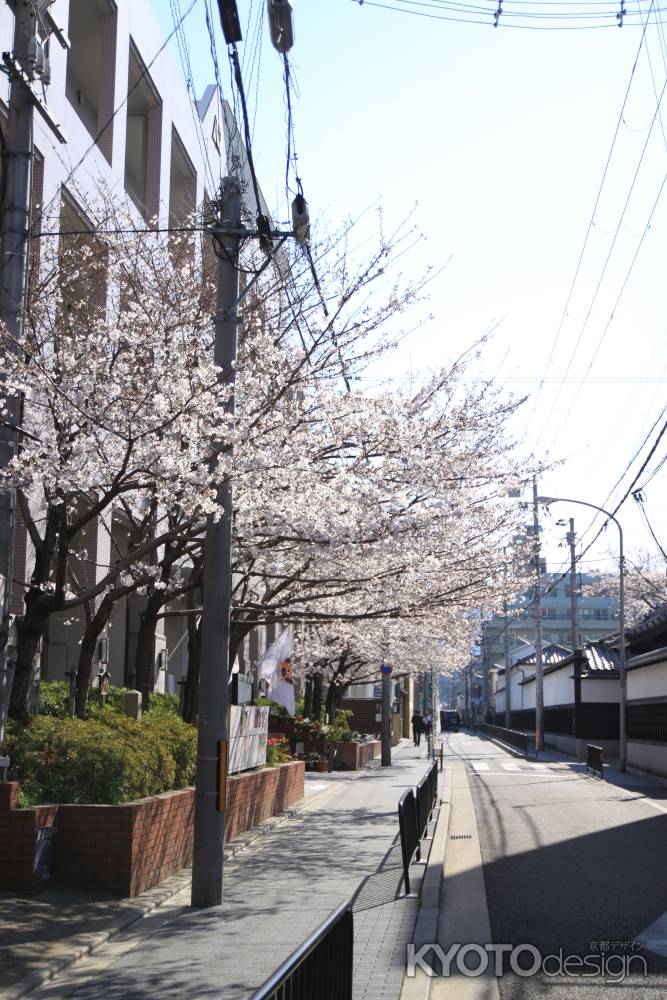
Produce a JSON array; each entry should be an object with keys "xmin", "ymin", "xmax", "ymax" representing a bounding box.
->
[
  {"xmin": 4, "ymin": 703, "xmax": 197, "ymax": 805},
  {"xmin": 256, "ymin": 696, "xmax": 290, "ymax": 720},
  {"xmin": 39, "ymin": 680, "xmax": 70, "ymax": 718}
]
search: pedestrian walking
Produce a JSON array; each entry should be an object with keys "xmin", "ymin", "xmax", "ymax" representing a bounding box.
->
[
  {"xmin": 411, "ymin": 711, "xmax": 423, "ymax": 746},
  {"xmin": 423, "ymin": 714, "xmax": 433, "ymax": 738}
]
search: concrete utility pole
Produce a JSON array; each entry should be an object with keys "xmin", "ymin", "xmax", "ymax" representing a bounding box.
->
[
  {"xmin": 567, "ymin": 518, "xmax": 580, "ymax": 651},
  {"xmin": 381, "ymin": 670, "xmax": 392, "ymax": 766},
  {"xmin": 191, "ymin": 177, "xmax": 242, "ymax": 908},
  {"xmin": 503, "ymin": 599, "xmax": 512, "ymax": 729},
  {"xmin": 0, "ymin": 2, "xmax": 37, "ymax": 737},
  {"xmin": 567, "ymin": 517, "xmax": 583, "ymax": 750},
  {"xmin": 0, "ymin": 3, "xmax": 67, "ymax": 735},
  {"xmin": 532, "ymin": 478, "xmax": 545, "ymax": 753},
  {"xmin": 537, "ymin": 494, "xmax": 627, "ymax": 771}
]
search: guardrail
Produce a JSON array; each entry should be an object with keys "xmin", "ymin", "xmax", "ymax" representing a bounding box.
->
[
  {"xmin": 249, "ymin": 901, "xmax": 353, "ymax": 1000},
  {"xmin": 479, "ymin": 723, "xmax": 535, "ymax": 757},
  {"xmin": 398, "ymin": 788, "xmax": 421, "ymax": 894},
  {"xmin": 586, "ymin": 744, "xmax": 604, "ymax": 780}
]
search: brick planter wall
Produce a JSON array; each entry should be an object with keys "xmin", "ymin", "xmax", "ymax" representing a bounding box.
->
[
  {"xmin": 333, "ymin": 740, "xmax": 381, "ymax": 770},
  {"xmin": 0, "ymin": 761, "xmax": 304, "ymax": 897},
  {"xmin": 0, "ymin": 783, "xmax": 58, "ymax": 894}
]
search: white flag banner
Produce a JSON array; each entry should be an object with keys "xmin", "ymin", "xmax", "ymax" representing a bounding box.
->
[{"xmin": 256, "ymin": 627, "xmax": 295, "ymax": 714}]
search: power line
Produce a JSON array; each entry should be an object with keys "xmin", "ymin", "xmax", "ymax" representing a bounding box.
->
[
  {"xmin": 348, "ymin": 0, "xmax": 667, "ymax": 29},
  {"xmin": 528, "ymin": 1, "xmax": 654, "ymax": 433}
]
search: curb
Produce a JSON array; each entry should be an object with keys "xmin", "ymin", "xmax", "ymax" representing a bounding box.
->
[{"xmin": 400, "ymin": 767, "xmax": 452, "ymax": 1000}]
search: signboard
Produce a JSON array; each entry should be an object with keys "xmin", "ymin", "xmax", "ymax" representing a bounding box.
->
[
  {"xmin": 228, "ymin": 705, "xmax": 269, "ymax": 774},
  {"xmin": 380, "ymin": 664, "xmax": 393, "ymax": 675},
  {"xmin": 34, "ymin": 826, "xmax": 57, "ymax": 884}
]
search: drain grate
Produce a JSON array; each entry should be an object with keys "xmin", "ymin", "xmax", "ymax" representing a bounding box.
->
[{"xmin": 450, "ymin": 834, "xmax": 473, "ymax": 840}]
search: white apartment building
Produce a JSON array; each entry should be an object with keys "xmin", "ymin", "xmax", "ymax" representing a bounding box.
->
[{"xmin": 1, "ymin": 0, "xmax": 265, "ymax": 698}]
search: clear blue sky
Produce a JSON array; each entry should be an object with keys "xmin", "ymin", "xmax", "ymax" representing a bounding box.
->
[{"xmin": 153, "ymin": 0, "xmax": 667, "ymax": 578}]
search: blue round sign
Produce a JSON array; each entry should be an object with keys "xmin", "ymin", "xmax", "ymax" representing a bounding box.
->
[{"xmin": 380, "ymin": 664, "xmax": 393, "ymax": 675}]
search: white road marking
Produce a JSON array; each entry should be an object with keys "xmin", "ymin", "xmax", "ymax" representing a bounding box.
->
[
  {"xmin": 518, "ymin": 763, "xmax": 548, "ymax": 771},
  {"xmin": 501, "ymin": 761, "xmax": 521, "ymax": 771},
  {"xmin": 470, "ymin": 761, "xmax": 490, "ymax": 771}
]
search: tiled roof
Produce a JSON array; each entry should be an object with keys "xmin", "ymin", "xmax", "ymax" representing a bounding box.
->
[
  {"xmin": 626, "ymin": 602, "xmax": 667, "ymax": 638},
  {"xmin": 582, "ymin": 644, "xmax": 619, "ymax": 674},
  {"xmin": 627, "ymin": 645, "xmax": 667, "ymax": 671},
  {"xmin": 514, "ymin": 643, "xmax": 571, "ymax": 668}
]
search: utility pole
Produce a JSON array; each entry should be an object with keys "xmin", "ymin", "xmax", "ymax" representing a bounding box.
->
[
  {"xmin": 567, "ymin": 517, "xmax": 583, "ymax": 750},
  {"xmin": 567, "ymin": 518, "xmax": 580, "ymax": 651},
  {"xmin": 0, "ymin": 2, "xmax": 66, "ymax": 732},
  {"xmin": 191, "ymin": 177, "xmax": 241, "ymax": 908},
  {"xmin": 381, "ymin": 668, "xmax": 392, "ymax": 766},
  {"xmin": 503, "ymin": 600, "xmax": 512, "ymax": 729},
  {"xmin": 532, "ymin": 477, "xmax": 544, "ymax": 753}
]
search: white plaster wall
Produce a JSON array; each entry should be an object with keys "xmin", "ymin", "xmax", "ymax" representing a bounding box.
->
[
  {"xmin": 628, "ymin": 741, "xmax": 667, "ymax": 780},
  {"xmin": 582, "ymin": 678, "xmax": 620, "ymax": 703},
  {"xmin": 627, "ymin": 660, "xmax": 667, "ymax": 701},
  {"xmin": 520, "ymin": 679, "xmax": 536, "ymax": 710},
  {"xmin": 543, "ymin": 665, "xmax": 572, "ymax": 707}
]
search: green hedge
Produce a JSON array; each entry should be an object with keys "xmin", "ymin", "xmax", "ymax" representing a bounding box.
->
[{"xmin": 4, "ymin": 707, "xmax": 197, "ymax": 805}]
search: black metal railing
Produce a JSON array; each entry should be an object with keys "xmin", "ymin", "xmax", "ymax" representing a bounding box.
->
[
  {"xmin": 479, "ymin": 723, "xmax": 535, "ymax": 757},
  {"xmin": 398, "ymin": 788, "xmax": 420, "ymax": 894},
  {"xmin": 416, "ymin": 760, "xmax": 438, "ymax": 840},
  {"xmin": 586, "ymin": 744, "xmax": 604, "ymax": 780},
  {"xmin": 249, "ymin": 901, "xmax": 353, "ymax": 1000}
]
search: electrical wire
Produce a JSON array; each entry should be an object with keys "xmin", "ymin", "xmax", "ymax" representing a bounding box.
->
[
  {"xmin": 633, "ymin": 490, "xmax": 667, "ymax": 559},
  {"xmin": 169, "ymin": 0, "xmax": 219, "ymax": 192},
  {"xmin": 528, "ymin": 2, "xmax": 654, "ymax": 433},
  {"xmin": 348, "ymin": 0, "xmax": 667, "ymax": 29}
]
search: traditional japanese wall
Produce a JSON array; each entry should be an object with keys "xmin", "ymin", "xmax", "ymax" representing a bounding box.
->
[{"xmin": 0, "ymin": 761, "xmax": 304, "ymax": 896}]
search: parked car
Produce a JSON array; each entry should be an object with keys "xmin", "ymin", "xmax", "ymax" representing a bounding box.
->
[{"xmin": 441, "ymin": 709, "xmax": 462, "ymax": 732}]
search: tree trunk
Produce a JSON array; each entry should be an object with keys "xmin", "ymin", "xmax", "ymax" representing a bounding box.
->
[
  {"xmin": 303, "ymin": 675, "xmax": 313, "ymax": 718},
  {"xmin": 133, "ymin": 604, "xmax": 160, "ymax": 712},
  {"xmin": 8, "ymin": 592, "xmax": 52, "ymax": 720},
  {"xmin": 312, "ymin": 673, "xmax": 323, "ymax": 721},
  {"xmin": 75, "ymin": 594, "xmax": 114, "ymax": 718},
  {"xmin": 182, "ymin": 612, "xmax": 201, "ymax": 724},
  {"xmin": 325, "ymin": 679, "xmax": 340, "ymax": 721}
]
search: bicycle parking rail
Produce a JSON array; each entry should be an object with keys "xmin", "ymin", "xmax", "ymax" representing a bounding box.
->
[
  {"xmin": 415, "ymin": 760, "xmax": 438, "ymax": 840},
  {"xmin": 586, "ymin": 744, "xmax": 604, "ymax": 780},
  {"xmin": 397, "ymin": 788, "xmax": 420, "ymax": 894},
  {"xmin": 249, "ymin": 901, "xmax": 353, "ymax": 1000}
]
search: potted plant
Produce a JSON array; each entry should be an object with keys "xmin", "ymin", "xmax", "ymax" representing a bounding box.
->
[{"xmin": 315, "ymin": 756, "xmax": 329, "ymax": 773}]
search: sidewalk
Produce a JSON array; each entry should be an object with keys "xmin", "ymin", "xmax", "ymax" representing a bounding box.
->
[{"xmin": 4, "ymin": 740, "xmax": 433, "ymax": 1000}]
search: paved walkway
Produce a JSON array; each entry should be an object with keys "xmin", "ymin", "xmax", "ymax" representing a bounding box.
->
[{"xmin": 18, "ymin": 742, "xmax": 432, "ymax": 1000}]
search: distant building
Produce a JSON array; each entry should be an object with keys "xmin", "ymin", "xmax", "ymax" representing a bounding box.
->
[{"xmin": 482, "ymin": 566, "xmax": 619, "ymax": 670}]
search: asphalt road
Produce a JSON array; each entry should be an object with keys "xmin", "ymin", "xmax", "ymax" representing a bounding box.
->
[{"xmin": 443, "ymin": 732, "xmax": 667, "ymax": 999}]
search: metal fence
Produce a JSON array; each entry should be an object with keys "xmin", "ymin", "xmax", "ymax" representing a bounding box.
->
[
  {"xmin": 479, "ymin": 723, "xmax": 535, "ymax": 757},
  {"xmin": 416, "ymin": 760, "xmax": 438, "ymax": 840},
  {"xmin": 249, "ymin": 901, "xmax": 353, "ymax": 1000},
  {"xmin": 397, "ymin": 788, "xmax": 420, "ymax": 894},
  {"xmin": 586, "ymin": 744, "xmax": 604, "ymax": 780}
]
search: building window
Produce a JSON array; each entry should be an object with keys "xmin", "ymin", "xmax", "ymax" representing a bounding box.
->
[
  {"xmin": 66, "ymin": 0, "xmax": 117, "ymax": 164},
  {"xmin": 124, "ymin": 42, "xmax": 162, "ymax": 222},
  {"xmin": 169, "ymin": 127, "xmax": 196, "ymax": 254},
  {"xmin": 59, "ymin": 190, "xmax": 108, "ymax": 328}
]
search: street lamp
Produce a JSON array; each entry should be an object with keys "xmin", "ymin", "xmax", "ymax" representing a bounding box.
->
[{"xmin": 536, "ymin": 496, "xmax": 626, "ymax": 771}]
